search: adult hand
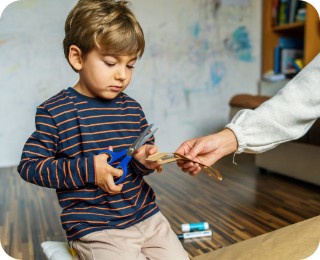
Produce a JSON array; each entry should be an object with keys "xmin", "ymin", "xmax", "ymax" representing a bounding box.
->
[{"xmin": 175, "ymin": 128, "xmax": 238, "ymax": 175}]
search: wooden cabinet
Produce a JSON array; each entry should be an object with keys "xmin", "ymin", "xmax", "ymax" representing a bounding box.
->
[{"xmin": 262, "ymin": 0, "xmax": 320, "ymax": 75}]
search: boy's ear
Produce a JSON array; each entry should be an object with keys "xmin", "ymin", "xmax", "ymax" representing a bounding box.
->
[{"xmin": 68, "ymin": 45, "xmax": 83, "ymax": 71}]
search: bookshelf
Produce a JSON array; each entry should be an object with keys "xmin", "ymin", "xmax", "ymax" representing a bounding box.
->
[{"xmin": 262, "ymin": 0, "xmax": 320, "ymax": 75}]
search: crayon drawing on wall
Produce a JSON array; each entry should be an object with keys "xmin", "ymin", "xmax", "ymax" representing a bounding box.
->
[{"xmin": 0, "ymin": 0, "xmax": 261, "ymax": 166}]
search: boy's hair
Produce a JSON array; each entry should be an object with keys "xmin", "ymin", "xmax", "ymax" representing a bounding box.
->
[{"xmin": 63, "ymin": 0, "xmax": 145, "ymax": 66}]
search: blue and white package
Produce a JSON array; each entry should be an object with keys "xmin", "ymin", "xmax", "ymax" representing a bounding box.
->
[{"xmin": 181, "ymin": 222, "xmax": 209, "ymax": 232}]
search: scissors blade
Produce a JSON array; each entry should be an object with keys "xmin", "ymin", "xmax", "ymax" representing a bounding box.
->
[
  {"xmin": 128, "ymin": 124, "xmax": 157, "ymax": 154},
  {"xmin": 136, "ymin": 127, "xmax": 157, "ymax": 149}
]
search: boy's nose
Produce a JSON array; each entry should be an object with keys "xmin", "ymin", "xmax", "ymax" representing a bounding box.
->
[{"xmin": 115, "ymin": 71, "xmax": 126, "ymax": 81}]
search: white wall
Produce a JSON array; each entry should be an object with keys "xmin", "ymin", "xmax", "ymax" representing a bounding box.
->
[{"xmin": 0, "ymin": 0, "xmax": 262, "ymax": 167}]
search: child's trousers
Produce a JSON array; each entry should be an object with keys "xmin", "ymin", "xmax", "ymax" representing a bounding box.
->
[{"xmin": 71, "ymin": 212, "xmax": 190, "ymax": 260}]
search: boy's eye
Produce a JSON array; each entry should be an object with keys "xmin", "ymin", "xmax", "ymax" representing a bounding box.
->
[
  {"xmin": 127, "ymin": 64, "xmax": 135, "ymax": 69},
  {"xmin": 104, "ymin": 61, "xmax": 116, "ymax": 67}
]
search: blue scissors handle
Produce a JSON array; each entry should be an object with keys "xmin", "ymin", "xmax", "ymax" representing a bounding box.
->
[
  {"xmin": 98, "ymin": 123, "xmax": 157, "ymax": 185},
  {"xmin": 101, "ymin": 149, "xmax": 127, "ymax": 165},
  {"xmin": 99, "ymin": 149, "xmax": 132, "ymax": 185},
  {"xmin": 114, "ymin": 155, "xmax": 132, "ymax": 184}
]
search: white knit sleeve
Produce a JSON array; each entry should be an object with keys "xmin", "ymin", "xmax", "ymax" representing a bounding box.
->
[{"xmin": 226, "ymin": 53, "xmax": 320, "ymax": 154}]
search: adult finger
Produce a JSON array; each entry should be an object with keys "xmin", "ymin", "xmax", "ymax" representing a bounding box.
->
[{"xmin": 175, "ymin": 141, "xmax": 192, "ymax": 156}]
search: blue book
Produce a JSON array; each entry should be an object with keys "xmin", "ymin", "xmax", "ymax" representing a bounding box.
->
[
  {"xmin": 274, "ymin": 46, "xmax": 282, "ymax": 74},
  {"xmin": 278, "ymin": 0, "xmax": 289, "ymax": 25},
  {"xmin": 289, "ymin": 0, "xmax": 299, "ymax": 23},
  {"xmin": 278, "ymin": 37, "xmax": 303, "ymax": 49}
]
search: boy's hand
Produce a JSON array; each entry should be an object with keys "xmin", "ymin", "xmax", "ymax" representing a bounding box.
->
[
  {"xmin": 94, "ymin": 153, "xmax": 124, "ymax": 193},
  {"xmin": 134, "ymin": 144, "xmax": 162, "ymax": 172}
]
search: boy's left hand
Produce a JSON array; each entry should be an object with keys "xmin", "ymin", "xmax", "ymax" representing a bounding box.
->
[{"xmin": 134, "ymin": 144, "xmax": 162, "ymax": 172}]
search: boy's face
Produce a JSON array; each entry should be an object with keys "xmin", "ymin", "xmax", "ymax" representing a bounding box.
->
[{"xmin": 74, "ymin": 47, "xmax": 137, "ymax": 100}]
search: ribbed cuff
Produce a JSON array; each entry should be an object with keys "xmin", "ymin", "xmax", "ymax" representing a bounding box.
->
[
  {"xmin": 131, "ymin": 158, "xmax": 153, "ymax": 176},
  {"xmin": 225, "ymin": 123, "xmax": 245, "ymax": 154}
]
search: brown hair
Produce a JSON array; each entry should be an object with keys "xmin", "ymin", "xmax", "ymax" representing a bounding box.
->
[{"xmin": 63, "ymin": 0, "xmax": 145, "ymax": 64}]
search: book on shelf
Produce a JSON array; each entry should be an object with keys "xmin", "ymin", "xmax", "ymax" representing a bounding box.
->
[
  {"xmin": 293, "ymin": 58, "xmax": 304, "ymax": 71},
  {"xmin": 272, "ymin": 0, "xmax": 306, "ymax": 26},
  {"xmin": 273, "ymin": 37, "xmax": 304, "ymax": 76},
  {"xmin": 278, "ymin": 37, "xmax": 303, "ymax": 49},
  {"xmin": 271, "ymin": 0, "xmax": 279, "ymax": 26},
  {"xmin": 274, "ymin": 48, "xmax": 303, "ymax": 76},
  {"xmin": 288, "ymin": 0, "xmax": 298, "ymax": 23},
  {"xmin": 278, "ymin": 0, "xmax": 289, "ymax": 25},
  {"xmin": 280, "ymin": 48, "xmax": 303, "ymax": 74},
  {"xmin": 274, "ymin": 46, "xmax": 282, "ymax": 74}
]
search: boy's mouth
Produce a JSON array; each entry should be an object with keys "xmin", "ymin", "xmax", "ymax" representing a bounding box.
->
[{"xmin": 109, "ymin": 86, "xmax": 123, "ymax": 92}]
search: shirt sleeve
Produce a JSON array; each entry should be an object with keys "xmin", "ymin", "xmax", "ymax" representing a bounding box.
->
[
  {"xmin": 17, "ymin": 106, "xmax": 96, "ymax": 189},
  {"xmin": 226, "ymin": 53, "xmax": 320, "ymax": 154}
]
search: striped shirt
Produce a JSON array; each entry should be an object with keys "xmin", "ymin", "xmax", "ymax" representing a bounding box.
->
[{"xmin": 17, "ymin": 87, "xmax": 159, "ymax": 240}]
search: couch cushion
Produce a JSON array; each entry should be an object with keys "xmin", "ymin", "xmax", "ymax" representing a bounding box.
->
[{"xmin": 229, "ymin": 94, "xmax": 270, "ymax": 109}]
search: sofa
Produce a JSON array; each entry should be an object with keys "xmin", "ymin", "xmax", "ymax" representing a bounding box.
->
[{"xmin": 229, "ymin": 94, "xmax": 320, "ymax": 186}]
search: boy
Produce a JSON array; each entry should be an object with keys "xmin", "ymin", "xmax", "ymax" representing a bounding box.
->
[{"xmin": 18, "ymin": 0, "xmax": 189, "ymax": 259}]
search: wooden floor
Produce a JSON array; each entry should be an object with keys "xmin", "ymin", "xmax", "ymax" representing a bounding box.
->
[{"xmin": 1, "ymin": 154, "xmax": 319, "ymax": 259}]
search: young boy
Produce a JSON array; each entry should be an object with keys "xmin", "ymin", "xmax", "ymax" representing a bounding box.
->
[{"xmin": 18, "ymin": 0, "xmax": 189, "ymax": 259}]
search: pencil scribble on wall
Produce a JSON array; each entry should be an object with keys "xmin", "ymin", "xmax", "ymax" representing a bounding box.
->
[
  {"xmin": 204, "ymin": 0, "xmax": 221, "ymax": 19},
  {"xmin": 224, "ymin": 26, "xmax": 253, "ymax": 62},
  {"xmin": 139, "ymin": 0, "xmax": 255, "ymax": 113}
]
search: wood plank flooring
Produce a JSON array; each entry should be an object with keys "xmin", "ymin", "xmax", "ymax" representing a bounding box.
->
[{"xmin": 0, "ymin": 154, "xmax": 319, "ymax": 259}]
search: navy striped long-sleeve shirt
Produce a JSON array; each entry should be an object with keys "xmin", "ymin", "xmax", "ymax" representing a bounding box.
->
[{"xmin": 17, "ymin": 87, "xmax": 159, "ymax": 240}]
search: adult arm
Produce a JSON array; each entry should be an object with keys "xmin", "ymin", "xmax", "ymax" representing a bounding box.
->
[{"xmin": 227, "ymin": 53, "xmax": 320, "ymax": 153}]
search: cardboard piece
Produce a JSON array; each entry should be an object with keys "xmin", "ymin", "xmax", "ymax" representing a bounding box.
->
[
  {"xmin": 193, "ymin": 215, "xmax": 320, "ymax": 260},
  {"xmin": 146, "ymin": 152, "xmax": 223, "ymax": 181}
]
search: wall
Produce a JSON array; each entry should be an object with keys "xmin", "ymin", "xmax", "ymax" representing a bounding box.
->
[{"xmin": 0, "ymin": 0, "xmax": 262, "ymax": 167}]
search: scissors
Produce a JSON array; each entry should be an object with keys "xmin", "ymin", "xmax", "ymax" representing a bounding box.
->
[{"xmin": 100, "ymin": 124, "xmax": 158, "ymax": 184}]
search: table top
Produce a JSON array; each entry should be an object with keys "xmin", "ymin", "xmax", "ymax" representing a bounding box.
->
[{"xmin": 193, "ymin": 215, "xmax": 320, "ymax": 260}]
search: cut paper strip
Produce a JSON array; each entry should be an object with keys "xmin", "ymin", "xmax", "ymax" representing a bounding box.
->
[{"xmin": 146, "ymin": 152, "xmax": 223, "ymax": 181}]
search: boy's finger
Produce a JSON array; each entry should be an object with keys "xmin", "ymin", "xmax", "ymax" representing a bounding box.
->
[
  {"xmin": 106, "ymin": 163, "xmax": 123, "ymax": 177},
  {"xmin": 156, "ymin": 165, "xmax": 163, "ymax": 173},
  {"xmin": 112, "ymin": 168, "xmax": 123, "ymax": 177},
  {"xmin": 106, "ymin": 174, "xmax": 123, "ymax": 193},
  {"xmin": 148, "ymin": 145, "xmax": 158, "ymax": 155},
  {"xmin": 108, "ymin": 184, "xmax": 123, "ymax": 194}
]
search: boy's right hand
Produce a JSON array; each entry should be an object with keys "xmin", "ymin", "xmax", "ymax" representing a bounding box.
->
[{"xmin": 94, "ymin": 153, "xmax": 124, "ymax": 193}]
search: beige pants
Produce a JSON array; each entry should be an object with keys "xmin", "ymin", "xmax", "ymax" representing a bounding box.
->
[{"xmin": 72, "ymin": 212, "xmax": 189, "ymax": 260}]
